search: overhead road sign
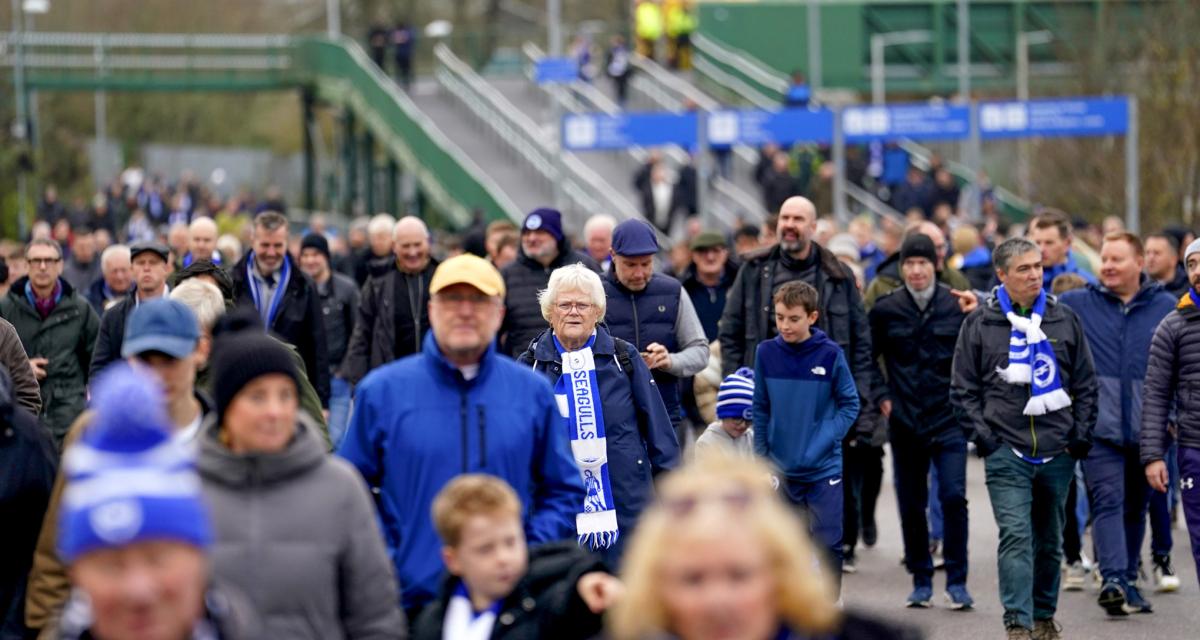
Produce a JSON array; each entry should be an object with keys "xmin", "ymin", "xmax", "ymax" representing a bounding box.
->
[
  {"xmin": 561, "ymin": 112, "xmax": 698, "ymax": 151},
  {"xmin": 842, "ymin": 103, "xmax": 970, "ymax": 143},
  {"xmin": 707, "ymin": 108, "xmax": 834, "ymax": 147},
  {"xmin": 979, "ymin": 97, "xmax": 1130, "ymax": 139}
]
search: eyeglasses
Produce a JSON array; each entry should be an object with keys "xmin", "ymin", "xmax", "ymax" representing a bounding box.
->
[
  {"xmin": 555, "ymin": 301, "xmax": 594, "ymax": 313},
  {"xmin": 434, "ymin": 292, "xmax": 494, "ymax": 307},
  {"xmin": 27, "ymin": 257, "xmax": 62, "ymax": 267},
  {"xmin": 661, "ymin": 488, "xmax": 754, "ymax": 518}
]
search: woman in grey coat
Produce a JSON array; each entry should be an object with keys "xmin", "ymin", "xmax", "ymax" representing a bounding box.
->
[{"xmin": 196, "ymin": 328, "xmax": 407, "ymax": 639}]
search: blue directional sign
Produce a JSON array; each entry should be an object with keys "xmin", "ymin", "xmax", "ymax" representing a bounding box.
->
[
  {"xmin": 842, "ymin": 104, "xmax": 970, "ymax": 142},
  {"xmin": 561, "ymin": 112, "xmax": 698, "ymax": 151},
  {"xmin": 707, "ymin": 108, "xmax": 834, "ymax": 147},
  {"xmin": 979, "ymin": 97, "xmax": 1130, "ymax": 140},
  {"xmin": 534, "ymin": 57, "xmax": 579, "ymax": 85}
]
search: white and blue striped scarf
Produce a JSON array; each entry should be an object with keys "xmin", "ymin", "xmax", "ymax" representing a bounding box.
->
[
  {"xmin": 995, "ymin": 286, "xmax": 1072, "ymax": 416},
  {"xmin": 553, "ymin": 332, "xmax": 620, "ymax": 550}
]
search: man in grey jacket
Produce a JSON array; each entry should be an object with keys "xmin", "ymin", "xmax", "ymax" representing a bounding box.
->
[{"xmin": 950, "ymin": 237, "xmax": 1098, "ymax": 640}]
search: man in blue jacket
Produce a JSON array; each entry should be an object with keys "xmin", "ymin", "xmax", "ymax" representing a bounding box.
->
[
  {"xmin": 339, "ymin": 254, "xmax": 583, "ymax": 616},
  {"xmin": 1060, "ymin": 233, "xmax": 1177, "ymax": 617}
]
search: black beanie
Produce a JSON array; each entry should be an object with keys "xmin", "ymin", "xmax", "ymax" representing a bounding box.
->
[
  {"xmin": 300, "ymin": 233, "xmax": 332, "ymax": 264},
  {"xmin": 899, "ymin": 233, "xmax": 938, "ymax": 266},
  {"xmin": 210, "ymin": 330, "xmax": 300, "ymax": 422}
]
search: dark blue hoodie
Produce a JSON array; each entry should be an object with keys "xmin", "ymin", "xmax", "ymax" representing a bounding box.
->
[{"xmin": 752, "ymin": 328, "xmax": 859, "ymax": 482}]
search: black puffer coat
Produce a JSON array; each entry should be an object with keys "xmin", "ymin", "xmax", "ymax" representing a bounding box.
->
[{"xmin": 1141, "ymin": 300, "xmax": 1200, "ymax": 463}]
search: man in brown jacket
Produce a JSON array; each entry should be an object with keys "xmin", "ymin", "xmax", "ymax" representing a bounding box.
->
[{"xmin": 0, "ymin": 316, "xmax": 41, "ymax": 415}]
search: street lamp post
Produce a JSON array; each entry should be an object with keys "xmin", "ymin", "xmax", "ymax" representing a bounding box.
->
[{"xmin": 1016, "ymin": 30, "xmax": 1052, "ymax": 198}]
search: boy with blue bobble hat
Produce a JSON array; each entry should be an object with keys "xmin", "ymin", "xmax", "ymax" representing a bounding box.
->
[
  {"xmin": 695, "ymin": 367, "xmax": 756, "ymax": 458},
  {"xmin": 54, "ymin": 364, "xmax": 260, "ymax": 639}
]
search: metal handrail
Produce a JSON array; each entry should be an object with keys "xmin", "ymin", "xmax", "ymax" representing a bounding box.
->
[
  {"xmin": 897, "ymin": 139, "xmax": 1031, "ymax": 216},
  {"xmin": 692, "ymin": 55, "xmax": 778, "ymax": 110},
  {"xmin": 844, "ymin": 181, "xmax": 904, "ymax": 226},
  {"xmin": 693, "ymin": 32, "xmax": 789, "ymax": 95},
  {"xmin": 0, "ymin": 32, "xmax": 290, "ymax": 49},
  {"xmin": 1, "ymin": 53, "xmax": 290, "ymax": 70}
]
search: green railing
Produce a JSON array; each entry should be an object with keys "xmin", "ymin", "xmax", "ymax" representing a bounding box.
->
[{"xmin": 1, "ymin": 32, "xmax": 521, "ymax": 228}]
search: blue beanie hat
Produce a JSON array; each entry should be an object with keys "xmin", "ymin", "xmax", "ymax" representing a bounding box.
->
[
  {"xmin": 522, "ymin": 208, "xmax": 565, "ymax": 243},
  {"xmin": 716, "ymin": 367, "xmax": 755, "ymax": 421},
  {"xmin": 58, "ymin": 364, "xmax": 211, "ymax": 563}
]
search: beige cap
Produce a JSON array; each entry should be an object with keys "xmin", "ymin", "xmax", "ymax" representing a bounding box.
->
[{"xmin": 429, "ymin": 254, "xmax": 506, "ymax": 297}]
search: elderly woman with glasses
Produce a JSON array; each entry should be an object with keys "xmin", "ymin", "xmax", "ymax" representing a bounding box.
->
[
  {"xmin": 608, "ymin": 453, "xmax": 921, "ymax": 640},
  {"xmin": 518, "ymin": 263, "xmax": 679, "ymax": 562}
]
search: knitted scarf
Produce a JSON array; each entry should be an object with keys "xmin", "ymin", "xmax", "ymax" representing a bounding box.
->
[
  {"xmin": 995, "ymin": 286, "xmax": 1072, "ymax": 416},
  {"xmin": 552, "ymin": 332, "xmax": 619, "ymax": 550}
]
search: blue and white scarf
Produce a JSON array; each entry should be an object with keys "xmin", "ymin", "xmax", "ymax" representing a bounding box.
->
[
  {"xmin": 245, "ymin": 252, "xmax": 291, "ymax": 329},
  {"xmin": 552, "ymin": 332, "xmax": 619, "ymax": 550},
  {"xmin": 995, "ymin": 286, "xmax": 1072, "ymax": 416}
]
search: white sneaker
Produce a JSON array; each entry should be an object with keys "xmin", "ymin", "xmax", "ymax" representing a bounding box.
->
[
  {"xmin": 1062, "ymin": 561, "xmax": 1086, "ymax": 591},
  {"xmin": 1153, "ymin": 554, "xmax": 1181, "ymax": 593}
]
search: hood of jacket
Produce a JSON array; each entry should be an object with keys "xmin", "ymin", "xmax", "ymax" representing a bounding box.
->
[
  {"xmin": 773, "ymin": 326, "xmax": 837, "ymax": 357},
  {"xmin": 420, "ymin": 329, "xmax": 504, "ymax": 387},
  {"xmin": 196, "ymin": 412, "xmax": 327, "ymax": 487},
  {"xmin": 5, "ymin": 275, "xmax": 80, "ymax": 308}
]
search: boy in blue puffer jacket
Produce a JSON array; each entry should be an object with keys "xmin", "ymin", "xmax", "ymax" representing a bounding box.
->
[{"xmin": 753, "ymin": 281, "xmax": 860, "ymax": 581}]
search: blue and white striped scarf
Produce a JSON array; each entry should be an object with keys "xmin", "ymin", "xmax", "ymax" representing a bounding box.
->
[
  {"xmin": 995, "ymin": 286, "xmax": 1072, "ymax": 416},
  {"xmin": 553, "ymin": 332, "xmax": 619, "ymax": 550}
]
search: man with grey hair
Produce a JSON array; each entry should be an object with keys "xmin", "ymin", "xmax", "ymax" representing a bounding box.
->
[
  {"xmin": 353, "ymin": 212, "xmax": 398, "ymax": 285},
  {"xmin": 583, "ymin": 214, "xmax": 617, "ymax": 273},
  {"xmin": 85, "ymin": 244, "xmax": 132, "ymax": 314},
  {"xmin": 184, "ymin": 216, "xmax": 221, "ymax": 267},
  {"xmin": 231, "ymin": 211, "xmax": 330, "ymax": 408},
  {"xmin": 951, "ymin": 236, "xmax": 1098, "ymax": 640},
  {"xmin": 343, "ymin": 216, "xmax": 437, "ymax": 383}
]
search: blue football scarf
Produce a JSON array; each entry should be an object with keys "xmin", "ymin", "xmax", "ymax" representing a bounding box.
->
[
  {"xmin": 552, "ymin": 332, "xmax": 619, "ymax": 550},
  {"xmin": 245, "ymin": 253, "xmax": 290, "ymax": 329},
  {"xmin": 995, "ymin": 286, "xmax": 1072, "ymax": 416}
]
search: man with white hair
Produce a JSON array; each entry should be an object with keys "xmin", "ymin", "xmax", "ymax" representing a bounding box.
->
[
  {"xmin": 584, "ymin": 214, "xmax": 617, "ymax": 273},
  {"xmin": 84, "ymin": 244, "xmax": 132, "ymax": 314},
  {"xmin": 353, "ymin": 213, "xmax": 398, "ymax": 285},
  {"xmin": 184, "ymin": 216, "xmax": 221, "ymax": 267},
  {"xmin": 343, "ymin": 216, "xmax": 438, "ymax": 383},
  {"xmin": 166, "ymin": 222, "xmax": 190, "ymax": 269}
]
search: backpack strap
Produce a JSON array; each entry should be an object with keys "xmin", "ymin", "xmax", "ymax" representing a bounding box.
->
[{"xmin": 610, "ymin": 336, "xmax": 637, "ymax": 383}]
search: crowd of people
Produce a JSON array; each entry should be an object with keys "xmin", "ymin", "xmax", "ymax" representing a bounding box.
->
[{"xmin": 2, "ymin": 159, "xmax": 1200, "ymax": 640}]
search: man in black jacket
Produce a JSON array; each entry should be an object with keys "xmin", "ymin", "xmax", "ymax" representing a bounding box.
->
[
  {"xmin": 870, "ymin": 234, "xmax": 972, "ymax": 610},
  {"xmin": 88, "ymin": 240, "xmax": 172, "ymax": 379},
  {"xmin": 950, "ymin": 237, "xmax": 1097, "ymax": 639},
  {"xmin": 1142, "ymin": 236, "xmax": 1200, "ymax": 590},
  {"xmin": 230, "ymin": 211, "xmax": 329, "ymax": 408},
  {"xmin": 499, "ymin": 208, "xmax": 599, "ymax": 357},
  {"xmin": 299, "ymin": 233, "xmax": 359, "ymax": 447},
  {"xmin": 343, "ymin": 216, "xmax": 437, "ymax": 384}
]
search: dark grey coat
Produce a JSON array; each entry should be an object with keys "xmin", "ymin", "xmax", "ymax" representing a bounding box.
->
[
  {"xmin": 196, "ymin": 415, "xmax": 406, "ymax": 639},
  {"xmin": 1141, "ymin": 301, "xmax": 1200, "ymax": 463}
]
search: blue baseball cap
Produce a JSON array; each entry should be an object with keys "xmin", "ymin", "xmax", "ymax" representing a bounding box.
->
[
  {"xmin": 611, "ymin": 219, "xmax": 659, "ymax": 256},
  {"xmin": 121, "ymin": 298, "xmax": 201, "ymax": 359}
]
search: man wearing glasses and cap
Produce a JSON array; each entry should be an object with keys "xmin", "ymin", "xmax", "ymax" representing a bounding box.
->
[
  {"xmin": 339, "ymin": 254, "xmax": 582, "ymax": 619},
  {"xmin": 88, "ymin": 239, "xmax": 173, "ymax": 378}
]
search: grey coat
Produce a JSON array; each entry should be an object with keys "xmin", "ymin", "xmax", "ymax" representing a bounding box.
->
[
  {"xmin": 1141, "ymin": 302, "xmax": 1200, "ymax": 463},
  {"xmin": 196, "ymin": 415, "xmax": 406, "ymax": 640}
]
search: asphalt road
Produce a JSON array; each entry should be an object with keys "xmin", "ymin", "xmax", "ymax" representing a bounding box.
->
[{"xmin": 839, "ymin": 453, "xmax": 1199, "ymax": 639}]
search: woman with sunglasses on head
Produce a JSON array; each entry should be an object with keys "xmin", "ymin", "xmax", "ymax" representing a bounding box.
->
[
  {"xmin": 517, "ymin": 263, "xmax": 680, "ymax": 564},
  {"xmin": 609, "ymin": 453, "xmax": 922, "ymax": 640}
]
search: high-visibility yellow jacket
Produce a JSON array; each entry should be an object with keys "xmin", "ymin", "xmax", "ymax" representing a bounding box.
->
[
  {"xmin": 636, "ymin": 1, "xmax": 665, "ymax": 40},
  {"xmin": 665, "ymin": 1, "xmax": 697, "ymax": 38}
]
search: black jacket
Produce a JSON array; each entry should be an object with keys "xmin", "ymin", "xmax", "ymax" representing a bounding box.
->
[
  {"xmin": 719, "ymin": 242, "xmax": 882, "ymax": 399},
  {"xmin": 83, "ymin": 278, "xmax": 125, "ymax": 315},
  {"xmin": 230, "ymin": 254, "xmax": 330, "ymax": 406},
  {"xmin": 681, "ymin": 259, "xmax": 739, "ymax": 342},
  {"xmin": 342, "ymin": 260, "xmax": 437, "ymax": 384},
  {"xmin": 0, "ymin": 368, "xmax": 56, "ymax": 640},
  {"xmin": 87, "ymin": 291, "xmax": 139, "ymax": 380},
  {"xmin": 315, "ymin": 271, "xmax": 360, "ymax": 375},
  {"xmin": 949, "ymin": 290, "xmax": 1098, "ymax": 459},
  {"xmin": 499, "ymin": 241, "xmax": 600, "ymax": 358},
  {"xmin": 1141, "ymin": 299, "xmax": 1200, "ymax": 463},
  {"xmin": 1159, "ymin": 263, "xmax": 1190, "ymax": 299},
  {"xmin": 411, "ymin": 542, "xmax": 606, "ymax": 640},
  {"xmin": 869, "ymin": 284, "xmax": 966, "ymax": 443}
]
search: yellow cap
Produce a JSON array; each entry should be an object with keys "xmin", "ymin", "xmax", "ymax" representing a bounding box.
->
[{"xmin": 429, "ymin": 254, "xmax": 506, "ymax": 297}]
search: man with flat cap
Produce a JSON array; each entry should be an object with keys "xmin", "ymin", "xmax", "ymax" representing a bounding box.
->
[
  {"xmin": 603, "ymin": 218, "xmax": 709, "ymax": 443},
  {"xmin": 89, "ymin": 239, "xmax": 173, "ymax": 378}
]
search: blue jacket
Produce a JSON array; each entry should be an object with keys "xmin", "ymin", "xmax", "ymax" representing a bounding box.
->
[
  {"xmin": 1042, "ymin": 251, "xmax": 1096, "ymax": 292},
  {"xmin": 1060, "ymin": 278, "xmax": 1176, "ymax": 448},
  {"xmin": 517, "ymin": 327, "xmax": 680, "ymax": 559},
  {"xmin": 339, "ymin": 332, "xmax": 584, "ymax": 609},
  {"xmin": 753, "ymin": 329, "xmax": 860, "ymax": 482}
]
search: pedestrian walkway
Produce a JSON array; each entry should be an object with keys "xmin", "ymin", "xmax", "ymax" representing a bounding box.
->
[{"xmin": 843, "ymin": 452, "xmax": 1198, "ymax": 639}]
